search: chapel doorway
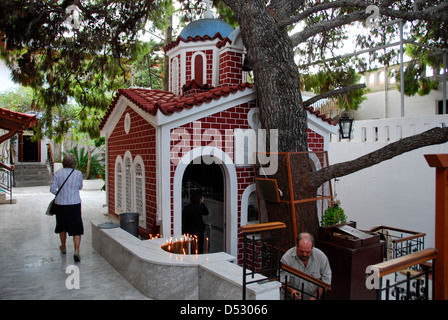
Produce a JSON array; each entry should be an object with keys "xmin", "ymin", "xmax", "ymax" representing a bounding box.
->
[
  {"xmin": 182, "ymin": 157, "xmax": 225, "ymax": 253},
  {"xmin": 19, "ymin": 132, "xmax": 40, "ymax": 162}
]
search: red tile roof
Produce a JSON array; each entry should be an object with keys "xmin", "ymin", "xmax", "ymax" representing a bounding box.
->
[
  {"xmin": 0, "ymin": 107, "xmax": 37, "ymax": 132},
  {"xmin": 99, "ymin": 83, "xmax": 336, "ymax": 130},
  {"xmin": 164, "ymin": 33, "xmax": 227, "ymax": 53},
  {"xmin": 100, "ymin": 83, "xmax": 254, "ymax": 129},
  {"xmin": 305, "ymin": 106, "xmax": 338, "ymax": 126}
]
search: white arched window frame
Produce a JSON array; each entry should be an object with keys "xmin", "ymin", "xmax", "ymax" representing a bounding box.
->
[
  {"xmin": 379, "ymin": 71, "xmax": 385, "ymax": 86},
  {"xmin": 191, "ymin": 51, "xmax": 207, "ymax": 84},
  {"xmin": 240, "ymin": 184, "xmax": 259, "ymax": 227},
  {"xmin": 115, "ymin": 156, "xmax": 124, "ymax": 212},
  {"xmin": 133, "ymin": 155, "xmax": 146, "ymax": 226},
  {"xmin": 171, "ymin": 57, "xmax": 179, "ymax": 95},
  {"xmin": 124, "ymin": 151, "xmax": 133, "ymax": 213}
]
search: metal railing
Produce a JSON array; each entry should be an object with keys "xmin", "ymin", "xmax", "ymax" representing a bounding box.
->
[
  {"xmin": 367, "ymin": 248, "xmax": 437, "ymax": 300},
  {"xmin": 370, "ymin": 226, "xmax": 426, "ymax": 264},
  {"xmin": 0, "ymin": 163, "xmax": 14, "ymax": 203},
  {"xmin": 281, "ymin": 263, "xmax": 331, "ymax": 300},
  {"xmin": 240, "ymin": 222, "xmax": 285, "ymax": 300}
]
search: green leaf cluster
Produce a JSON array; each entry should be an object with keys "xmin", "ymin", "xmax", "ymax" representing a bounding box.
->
[
  {"xmin": 301, "ymin": 65, "xmax": 367, "ymax": 111},
  {"xmin": 0, "ymin": 0, "xmax": 154, "ymax": 141},
  {"xmin": 393, "ymin": 62, "xmax": 439, "ymax": 97},
  {"xmin": 64, "ymin": 145, "xmax": 104, "ymax": 180},
  {"xmin": 321, "ymin": 201, "xmax": 347, "ymax": 227}
]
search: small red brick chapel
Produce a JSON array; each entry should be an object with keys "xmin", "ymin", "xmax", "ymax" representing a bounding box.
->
[{"xmin": 99, "ymin": 8, "xmax": 337, "ymax": 259}]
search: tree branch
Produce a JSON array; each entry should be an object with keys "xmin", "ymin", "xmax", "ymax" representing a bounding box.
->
[
  {"xmin": 302, "ymin": 83, "xmax": 366, "ymax": 107},
  {"xmin": 269, "ymin": 0, "xmax": 305, "ymax": 21},
  {"xmin": 286, "ymin": 0, "xmax": 448, "ymax": 47},
  {"xmin": 290, "ymin": 10, "xmax": 367, "ymax": 47},
  {"xmin": 283, "ymin": 0, "xmax": 448, "ymax": 29},
  {"xmin": 309, "ymin": 126, "xmax": 448, "ymax": 189},
  {"xmin": 279, "ymin": 0, "xmax": 367, "ymax": 28}
]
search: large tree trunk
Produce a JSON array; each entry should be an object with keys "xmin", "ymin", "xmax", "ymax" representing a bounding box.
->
[
  {"xmin": 163, "ymin": 15, "xmax": 173, "ymax": 91},
  {"xmin": 225, "ymin": 1, "xmax": 321, "ymax": 243},
  {"xmin": 227, "ymin": 0, "xmax": 309, "ymax": 153},
  {"xmin": 223, "ymin": 0, "xmax": 448, "ymax": 244},
  {"xmin": 256, "ymin": 152, "xmax": 322, "ymax": 249}
]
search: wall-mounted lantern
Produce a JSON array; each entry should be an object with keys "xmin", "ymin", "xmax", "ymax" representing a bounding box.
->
[
  {"xmin": 339, "ymin": 112, "xmax": 354, "ymax": 140},
  {"xmin": 242, "ymin": 55, "xmax": 252, "ymax": 72}
]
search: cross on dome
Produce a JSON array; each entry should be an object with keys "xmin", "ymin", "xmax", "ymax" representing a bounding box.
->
[{"xmin": 203, "ymin": 0, "xmax": 213, "ymax": 19}]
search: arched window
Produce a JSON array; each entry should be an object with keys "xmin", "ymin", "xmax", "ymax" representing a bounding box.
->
[
  {"xmin": 192, "ymin": 52, "xmax": 206, "ymax": 85},
  {"xmin": 133, "ymin": 155, "xmax": 146, "ymax": 225},
  {"xmin": 379, "ymin": 71, "xmax": 385, "ymax": 86},
  {"xmin": 124, "ymin": 151, "xmax": 133, "ymax": 212},
  {"xmin": 115, "ymin": 156, "xmax": 123, "ymax": 211},
  {"xmin": 369, "ymin": 73, "xmax": 375, "ymax": 87},
  {"xmin": 172, "ymin": 57, "xmax": 179, "ymax": 95}
]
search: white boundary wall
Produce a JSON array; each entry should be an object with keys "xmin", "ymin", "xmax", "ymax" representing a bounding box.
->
[{"xmin": 328, "ymin": 115, "xmax": 448, "ymax": 248}]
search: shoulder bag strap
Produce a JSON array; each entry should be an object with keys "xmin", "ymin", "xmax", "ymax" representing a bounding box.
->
[{"xmin": 54, "ymin": 169, "xmax": 75, "ymax": 197}]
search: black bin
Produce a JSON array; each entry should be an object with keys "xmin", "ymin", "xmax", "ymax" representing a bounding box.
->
[{"xmin": 119, "ymin": 212, "xmax": 139, "ymax": 237}]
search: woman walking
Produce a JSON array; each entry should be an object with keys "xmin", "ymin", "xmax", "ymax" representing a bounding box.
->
[{"xmin": 50, "ymin": 154, "xmax": 84, "ymax": 262}]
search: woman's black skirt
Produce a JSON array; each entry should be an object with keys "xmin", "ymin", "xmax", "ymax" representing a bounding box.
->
[{"xmin": 54, "ymin": 203, "xmax": 84, "ymax": 236}]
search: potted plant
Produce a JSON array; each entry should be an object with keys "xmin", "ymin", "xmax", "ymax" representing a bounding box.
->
[{"xmin": 321, "ymin": 200, "xmax": 347, "ymax": 227}]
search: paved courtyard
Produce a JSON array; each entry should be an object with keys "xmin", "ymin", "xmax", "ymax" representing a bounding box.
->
[{"xmin": 0, "ymin": 180, "xmax": 150, "ymax": 300}]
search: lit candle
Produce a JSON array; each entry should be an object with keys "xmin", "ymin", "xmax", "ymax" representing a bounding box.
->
[
  {"xmin": 206, "ymin": 237, "xmax": 209, "ymax": 254},
  {"xmin": 195, "ymin": 235, "xmax": 198, "ymax": 254}
]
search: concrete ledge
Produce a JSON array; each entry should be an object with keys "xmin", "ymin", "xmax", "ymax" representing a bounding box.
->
[
  {"xmin": 91, "ymin": 221, "xmax": 281, "ymax": 300},
  {"xmin": 0, "ymin": 193, "xmax": 17, "ymax": 204},
  {"xmin": 82, "ymin": 179, "xmax": 104, "ymax": 190}
]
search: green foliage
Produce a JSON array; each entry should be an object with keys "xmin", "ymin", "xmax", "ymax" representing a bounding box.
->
[
  {"xmin": 393, "ymin": 62, "xmax": 440, "ymax": 97},
  {"xmin": 215, "ymin": 1, "xmax": 238, "ymax": 28},
  {"xmin": 64, "ymin": 145, "xmax": 104, "ymax": 180},
  {"xmin": 0, "ymin": 87, "xmax": 34, "ymax": 112},
  {"xmin": 131, "ymin": 40, "xmax": 165, "ymax": 90},
  {"xmin": 321, "ymin": 201, "xmax": 347, "ymax": 227},
  {"xmin": 301, "ymin": 66, "xmax": 367, "ymax": 111},
  {"xmin": 0, "ymin": 0, "xmax": 154, "ymax": 140}
]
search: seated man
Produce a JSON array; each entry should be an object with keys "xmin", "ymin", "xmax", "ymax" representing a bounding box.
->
[{"xmin": 280, "ymin": 232, "xmax": 332, "ymax": 300}]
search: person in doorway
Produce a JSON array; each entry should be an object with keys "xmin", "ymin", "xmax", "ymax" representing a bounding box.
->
[
  {"xmin": 281, "ymin": 232, "xmax": 332, "ymax": 300},
  {"xmin": 50, "ymin": 153, "xmax": 84, "ymax": 262},
  {"xmin": 182, "ymin": 190, "xmax": 209, "ymax": 254}
]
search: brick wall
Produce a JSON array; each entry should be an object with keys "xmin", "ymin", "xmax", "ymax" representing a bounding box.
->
[
  {"xmin": 185, "ymin": 50, "xmax": 214, "ymax": 85},
  {"xmin": 219, "ymin": 51, "xmax": 243, "ymax": 86},
  {"xmin": 107, "ymin": 101, "xmax": 327, "ymax": 257},
  {"xmin": 107, "ymin": 106, "xmax": 159, "ymax": 235},
  {"xmin": 167, "ymin": 105, "xmax": 326, "ymax": 258},
  {"xmin": 170, "ymin": 101, "xmax": 256, "ymax": 250},
  {"xmin": 307, "ymin": 128, "xmax": 324, "ymax": 152}
]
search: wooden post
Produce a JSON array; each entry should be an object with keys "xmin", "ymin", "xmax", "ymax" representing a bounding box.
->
[{"xmin": 424, "ymin": 154, "xmax": 448, "ymax": 300}]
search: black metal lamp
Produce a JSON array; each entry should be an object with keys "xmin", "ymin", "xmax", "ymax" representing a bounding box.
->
[
  {"xmin": 339, "ymin": 112, "xmax": 354, "ymax": 140},
  {"xmin": 242, "ymin": 55, "xmax": 252, "ymax": 72}
]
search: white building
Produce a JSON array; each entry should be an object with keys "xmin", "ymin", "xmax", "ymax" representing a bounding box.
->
[{"xmin": 328, "ymin": 64, "xmax": 448, "ymax": 249}]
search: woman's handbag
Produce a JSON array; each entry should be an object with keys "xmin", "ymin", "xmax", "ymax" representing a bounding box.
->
[{"xmin": 46, "ymin": 169, "xmax": 75, "ymax": 216}]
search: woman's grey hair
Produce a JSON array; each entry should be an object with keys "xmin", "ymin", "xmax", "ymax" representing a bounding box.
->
[{"xmin": 62, "ymin": 153, "xmax": 77, "ymax": 169}]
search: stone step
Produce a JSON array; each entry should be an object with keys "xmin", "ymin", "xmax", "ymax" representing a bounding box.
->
[
  {"xmin": 15, "ymin": 180, "xmax": 51, "ymax": 187},
  {"xmin": 14, "ymin": 164, "xmax": 49, "ymax": 173},
  {"xmin": 13, "ymin": 164, "xmax": 52, "ymax": 187}
]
